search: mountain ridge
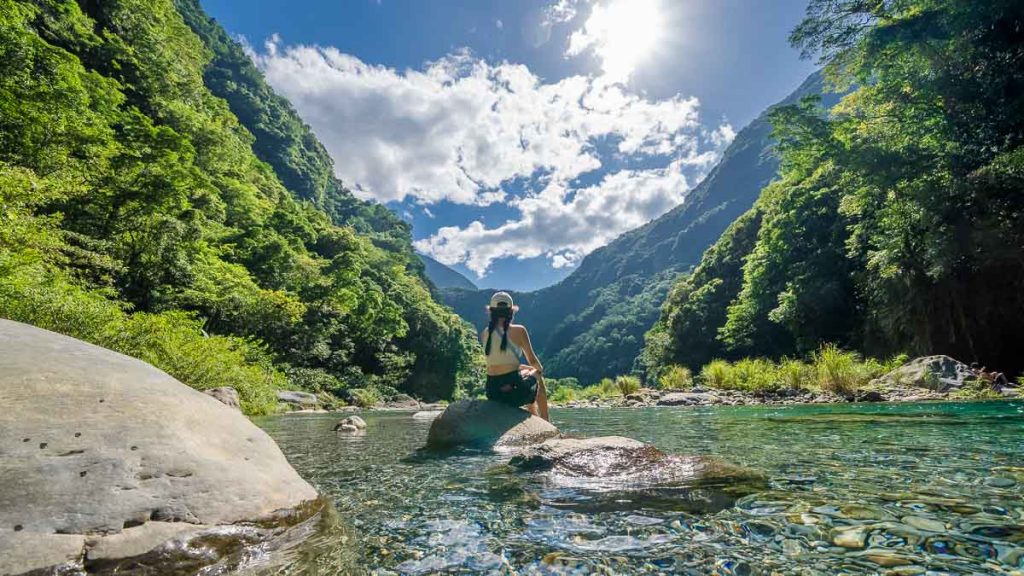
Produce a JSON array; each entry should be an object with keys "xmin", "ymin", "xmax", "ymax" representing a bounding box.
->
[{"xmin": 419, "ymin": 253, "xmax": 478, "ymax": 291}]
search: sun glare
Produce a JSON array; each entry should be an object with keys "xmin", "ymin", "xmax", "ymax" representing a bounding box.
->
[{"xmin": 575, "ymin": 0, "xmax": 663, "ymax": 83}]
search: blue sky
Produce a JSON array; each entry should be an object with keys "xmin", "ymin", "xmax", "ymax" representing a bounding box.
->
[{"xmin": 201, "ymin": 0, "xmax": 816, "ymax": 291}]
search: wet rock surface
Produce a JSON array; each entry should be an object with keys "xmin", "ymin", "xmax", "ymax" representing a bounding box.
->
[
  {"xmin": 508, "ymin": 436, "xmax": 766, "ymax": 513},
  {"xmin": 0, "ymin": 320, "xmax": 322, "ymax": 575},
  {"xmin": 426, "ymin": 399, "xmax": 559, "ymax": 450}
]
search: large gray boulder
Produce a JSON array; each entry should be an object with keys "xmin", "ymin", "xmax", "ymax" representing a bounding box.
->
[
  {"xmin": 871, "ymin": 355, "xmax": 978, "ymax": 392},
  {"xmin": 426, "ymin": 399, "xmax": 559, "ymax": 450},
  {"xmin": 0, "ymin": 320, "xmax": 321, "ymax": 575},
  {"xmin": 509, "ymin": 436, "xmax": 765, "ymax": 514}
]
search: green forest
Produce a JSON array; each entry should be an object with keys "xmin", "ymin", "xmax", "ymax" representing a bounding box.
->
[
  {"xmin": 0, "ymin": 0, "xmax": 481, "ymax": 414},
  {"xmin": 644, "ymin": 0, "xmax": 1024, "ymax": 381},
  {"xmin": 3, "ymin": 0, "xmax": 1021, "ymax": 415}
]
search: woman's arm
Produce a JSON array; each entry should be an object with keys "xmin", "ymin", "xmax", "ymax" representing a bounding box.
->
[{"xmin": 512, "ymin": 326, "xmax": 543, "ymax": 374}]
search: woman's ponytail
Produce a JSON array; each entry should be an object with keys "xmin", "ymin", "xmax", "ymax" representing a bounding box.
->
[
  {"xmin": 484, "ymin": 316, "xmax": 497, "ymax": 355},
  {"xmin": 485, "ymin": 306, "xmax": 514, "ymax": 355},
  {"xmin": 500, "ymin": 316, "xmax": 510, "ymax": 351}
]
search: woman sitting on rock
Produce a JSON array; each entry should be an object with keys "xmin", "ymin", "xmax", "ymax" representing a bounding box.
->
[{"xmin": 481, "ymin": 291, "xmax": 549, "ymax": 421}]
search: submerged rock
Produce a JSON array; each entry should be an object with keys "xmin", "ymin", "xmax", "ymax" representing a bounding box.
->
[
  {"xmin": 0, "ymin": 320, "xmax": 321, "ymax": 575},
  {"xmin": 872, "ymin": 355, "xmax": 978, "ymax": 392},
  {"xmin": 426, "ymin": 399, "xmax": 559, "ymax": 450},
  {"xmin": 509, "ymin": 436, "xmax": 765, "ymax": 513},
  {"xmin": 204, "ymin": 386, "xmax": 241, "ymax": 410}
]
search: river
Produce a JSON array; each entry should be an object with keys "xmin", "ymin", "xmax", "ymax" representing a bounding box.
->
[{"xmin": 250, "ymin": 401, "xmax": 1024, "ymax": 574}]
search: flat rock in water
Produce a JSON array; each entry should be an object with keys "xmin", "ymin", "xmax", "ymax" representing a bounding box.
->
[
  {"xmin": 334, "ymin": 415, "xmax": 366, "ymax": 430},
  {"xmin": 412, "ymin": 410, "xmax": 443, "ymax": 420},
  {"xmin": 385, "ymin": 394, "xmax": 421, "ymax": 409},
  {"xmin": 871, "ymin": 355, "xmax": 978, "ymax": 392},
  {"xmin": 509, "ymin": 436, "xmax": 765, "ymax": 514},
  {"xmin": 657, "ymin": 392, "xmax": 718, "ymax": 406},
  {"xmin": 0, "ymin": 320, "xmax": 321, "ymax": 575},
  {"xmin": 277, "ymin": 390, "xmax": 318, "ymax": 407},
  {"xmin": 426, "ymin": 399, "xmax": 559, "ymax": 450}
]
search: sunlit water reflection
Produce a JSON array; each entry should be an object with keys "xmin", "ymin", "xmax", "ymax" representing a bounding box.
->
[{"xmin": 249, "ymin": 401, "xmax": 1024, "ymax": 575}]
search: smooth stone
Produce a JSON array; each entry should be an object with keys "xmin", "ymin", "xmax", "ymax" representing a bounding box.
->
[
  {"xmin": 901, "ymin": 516, "xmax": 946, "ymax": 532},
  {"xmin": 203, "ymin": 386, "xmax": 241, "ymax": 410},
  {"xmin": 412, "ymin": 410, "xmax": 443, "ymax": 420},
  {"xmin": 334, "ymin": 415, "xmax": 367, "ymax": 430},
  {"xmin": 985, "ymin": 476, "xmax": 1017, "ymax": 488},
  {"xmin": 508, "ymin": 436, "xmax": 764, "ymax": 514},
  {"xmin": 386, "ymin": 394, "xmax": 420, "ymax": 409},
  {"xmin": 871, "ymin": 355, "xmax": 978, "ymax": 392},
  {"xmin": 858, "ymin": 549, "xmax": 918, "ymax": 567},
  {"xmin": 781, "ymin": 538, "xmax": 803, "ymax": 556},
  {"xmin": 426, "ymin": 399, "xmax": 559, "ymax": 450},
  {"xmin": 0, "ymin": 531, "xmax": 86, "ymax": 574},
  {"xmin": 335, "ymin": 424, "xmax": 359, "ymax": 433},
  {"xmin": 831, "ymin": 526, "xmax": 868, "ymax": 548},
  {"xmin": 0, "ymin": 320, "xmax": 321, "ymax": 574},
  {"xmin": 276, "ymin": 390, "xmax": 318, "ymax": 406},
  {"xmin": 656, "ymin": 392, "xmax": 719, "ymax": 406}
]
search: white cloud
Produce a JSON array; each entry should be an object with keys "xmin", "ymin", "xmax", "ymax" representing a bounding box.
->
[
  {"xmin": 249, "ymin": 35, "xmax": 733, "ymax": 275},
  {"xmin": 495, "ymin": 19, "xmax": 503, "ymax": 29},
  {"xmin": 414, "ymin": 158, "xmax": 697, "ymax": 276}
]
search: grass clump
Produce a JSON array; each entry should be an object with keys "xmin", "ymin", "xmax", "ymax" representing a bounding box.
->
[
  {"xmin": 812, "ymin": 344, "xmax": 861, "ymax": 395},
  {"xmin": 348, "ymin": 388, "xmax": 383, "ymax": 408},
  {"xmin": 657, "ymin": 365, "xmax": 693, "ymax": 390},
  {"xmin": 701, "ymin": 360, "xmax": 733, "ymax": 389},
  {"xmin": 692, "ymin": 344, "xmax": 899, "ymax": 396},
  {"xmin": 950, "ymin": 377, "xmax": 1003, "ymax": 400},
  {"xmin": 615, "ymin": 375, "xmax": 641, "ymax": 396}
]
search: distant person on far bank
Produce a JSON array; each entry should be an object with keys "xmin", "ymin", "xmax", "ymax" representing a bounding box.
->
[{"xmin": 481, "ymin": 291, "xmax": 549, "ymax": 421}]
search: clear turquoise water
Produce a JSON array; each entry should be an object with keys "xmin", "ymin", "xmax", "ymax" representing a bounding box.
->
[{"xmin": 252, "ymin": 401, "xmax": 1024, "ymax": 575}]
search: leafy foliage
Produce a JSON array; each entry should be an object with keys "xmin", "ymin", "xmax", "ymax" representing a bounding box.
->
[
  {"xmin": 648, "ymin": 0, "xmax": 1024, "ymax": 378},
  {"xmin": 0, "ymin": 0, "xmax": 480, "ymax": 412}
]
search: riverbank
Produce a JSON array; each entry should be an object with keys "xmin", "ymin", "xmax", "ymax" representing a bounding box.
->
[{"xmin": 552, "ymin": 384, "xmax": 977, "ymax": 409}]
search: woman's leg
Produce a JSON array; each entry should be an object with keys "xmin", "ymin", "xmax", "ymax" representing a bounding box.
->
[{"xmin": 535, "ymin": 375, "xmax": 549, "ymax": 421}]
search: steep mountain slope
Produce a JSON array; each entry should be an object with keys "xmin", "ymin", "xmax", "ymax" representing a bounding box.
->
[
  {"xmin": 646, "ymin": 0, "xmax": 1024, "ymax": 378},
  {"xmin": 174, "ymin": 0, "xmax": 423, "ymax": 275},
  {"xmin": 0, "ymin": 0, "xmax": 477, "ymax": 408},
  {"xmin": 442, "ymin": 72, "xmax": 833, "ymax": 383},
  {"xmin": 419, "ymin": 254, "xmax": 478, "ymax": 290}
]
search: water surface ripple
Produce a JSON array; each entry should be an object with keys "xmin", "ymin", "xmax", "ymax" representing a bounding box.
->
[{"xmin": 251, "ymin": 401, "xmax": 1024, "ymax": 575}]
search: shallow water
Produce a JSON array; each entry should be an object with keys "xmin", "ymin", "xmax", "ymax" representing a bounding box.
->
[{"xmin": 250, "ymin": 401, "xmax": 1024, "ymax": 575}]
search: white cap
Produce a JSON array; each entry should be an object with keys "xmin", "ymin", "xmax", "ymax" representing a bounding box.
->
[{"xmin": 489, "ymin": 291, "xmax": 516, "ymax": 309}]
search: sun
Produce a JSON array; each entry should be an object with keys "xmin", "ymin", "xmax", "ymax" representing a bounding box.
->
[{"xmin": 571, "ymin": 0, "xmax": 664, "ymax": 83}]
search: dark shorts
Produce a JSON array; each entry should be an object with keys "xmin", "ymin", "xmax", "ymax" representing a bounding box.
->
[{"xmin": 486, "ymin": 370, "xmax": 538, "ymax": 407}]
